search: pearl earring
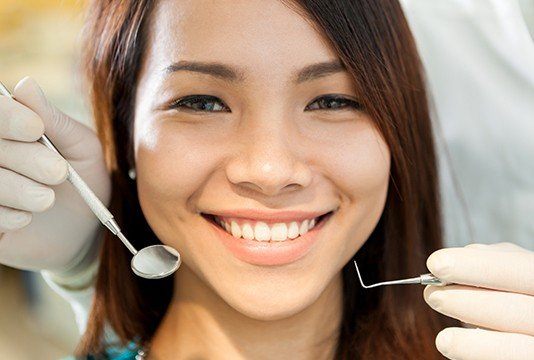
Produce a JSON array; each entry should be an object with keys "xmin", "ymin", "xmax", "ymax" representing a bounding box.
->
[{"xmin": 128, "ymin": 167, "xmax": 137, "ymax": 180}]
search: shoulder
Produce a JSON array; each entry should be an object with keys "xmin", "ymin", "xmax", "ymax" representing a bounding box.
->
[{"xmin": 62, "ymin": 340, "xmax": 143, "ymax": 360}]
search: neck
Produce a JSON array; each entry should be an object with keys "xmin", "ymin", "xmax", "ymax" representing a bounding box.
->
[{"xmin": 149, "ymin": 264, "xmax": 343, "ymax": 360}]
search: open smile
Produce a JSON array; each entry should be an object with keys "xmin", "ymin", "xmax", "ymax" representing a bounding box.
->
[{"xmin": 200, "ymin": 210, "xmax": 336, "ymax": 266}]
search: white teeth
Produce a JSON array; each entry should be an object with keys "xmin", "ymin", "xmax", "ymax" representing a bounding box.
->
[
  {"xmin": 287, "ymin": 222, "xmax": 300, "ymax": 239},
  {"xmin": 270, "ymin": 223, "xmax": 288, "ymax": 241},
  {"xmin": 230, "ymin": 221, "xmax": 241, "ymax": 238},
  {"xmin": 242, "ymin": 223, "xmax": 254, "ymax": 240},
  {"xmin": 254, "ymin": 222, "xmax": 271, "ymax": 241},
  {"xmin": 299, "ymin": 219, "xmax": 309, "ymax": 236},
  {"xmin": 214, "ymin": 215, "xmax": 322, "ymax": 242}
]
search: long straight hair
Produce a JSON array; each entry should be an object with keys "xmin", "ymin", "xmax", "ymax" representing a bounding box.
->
[{"xmin": 77, "ymin": 0, "xmax": 459, "ymax": 358}]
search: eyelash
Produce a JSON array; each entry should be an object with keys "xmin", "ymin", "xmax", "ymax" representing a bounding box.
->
[{"xmin": 167, "ymin": 94, "xmax": 363, "ymax": 113}]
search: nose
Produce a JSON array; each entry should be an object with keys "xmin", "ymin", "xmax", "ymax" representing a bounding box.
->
[{"xmin": 225, "ymin": 112, "xmax": 312, "ymax": 197}]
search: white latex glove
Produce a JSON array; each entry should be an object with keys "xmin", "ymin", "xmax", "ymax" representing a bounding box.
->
[
  {"xmin": 424, "ymin": 242, "xmax": 534, "ymax": 360},
  {"xmin": 0, "ymin": 76, "xmax": 111, "ymax": 276}
]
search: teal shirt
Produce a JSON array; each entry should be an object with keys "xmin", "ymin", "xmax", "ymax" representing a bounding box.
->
[{"xmin": 63, "ymin": 340, "xmax": 144, "ymax": 360}]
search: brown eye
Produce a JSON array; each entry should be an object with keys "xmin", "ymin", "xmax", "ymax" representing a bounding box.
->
[
  {"xmin": 168, "ymin": 95, "xmax": 230, "ymax": 112},
  {"xmin": 306, "ymin": 95, "xmax": 363, "ymax": 111}
]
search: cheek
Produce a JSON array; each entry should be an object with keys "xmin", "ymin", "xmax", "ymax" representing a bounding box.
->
[
  {"xmin": 314, "ymin": 120, "xmax": 391, "ymax": 200},
  {"xmin": 317, "ymin": 121, "xmax": 390, "ymax": 261},
  {"xmin": 342, "ymin": 124, "xmax": 390, "ymax": 225},
  {"xmin": 136, "ymin": 124, "xmax": 221, "ymax": 200},
  {"xmin": 347, "ymin": 130, "xmax": 390, "ymax": 200},
  {"xmin": 134, "ymin": 123, "xmax": 223, "ymax": 243}
]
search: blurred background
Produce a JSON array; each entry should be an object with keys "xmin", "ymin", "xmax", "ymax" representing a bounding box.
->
[
  {"xmin": 0, "ymin": 0, "xmax": 89, "ymax": 358},
  {"xmin": 0, "ymin": 0, "xmax": 532, "ymax": 359}
]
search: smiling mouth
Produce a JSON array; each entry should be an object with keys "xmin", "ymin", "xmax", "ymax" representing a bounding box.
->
[{"xmin": 200, "ymin": 210, "xmax": 335, "ymax": 241}]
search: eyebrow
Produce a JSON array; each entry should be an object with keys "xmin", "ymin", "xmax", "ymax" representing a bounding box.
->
[{"xmin": 163, "ymin": 59, "xmax": 347, "ymax": 85}]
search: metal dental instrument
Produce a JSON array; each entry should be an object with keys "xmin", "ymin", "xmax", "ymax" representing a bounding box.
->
[
  {"xmin": 353, "ymin": 260, "xmax": 447, "ymax": 288},
  {"xmin": 0, "ymin": 81, "xmax": 181, "ymax": 279}
]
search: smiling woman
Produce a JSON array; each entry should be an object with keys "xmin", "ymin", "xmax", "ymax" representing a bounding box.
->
[{"xmin": 74, "ymin": 0, "xmax": 458, "ymax": 359}]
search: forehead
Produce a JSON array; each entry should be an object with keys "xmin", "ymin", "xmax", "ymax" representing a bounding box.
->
[{"xmin": 144, "ymin": 0, "xmax": 339, "ymax": 81}]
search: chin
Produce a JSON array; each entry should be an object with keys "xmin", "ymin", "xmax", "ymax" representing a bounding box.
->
[{"xmin": 217, "ymin": 277, "xmax": 327, "ymax": 321}]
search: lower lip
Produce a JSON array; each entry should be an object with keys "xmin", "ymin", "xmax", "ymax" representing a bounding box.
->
[{"xmin": 203, "ymin": 212, "xmax": 334, "ymax": 266}]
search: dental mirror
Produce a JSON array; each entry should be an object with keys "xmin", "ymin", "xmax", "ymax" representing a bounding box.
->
[
  {"xmin": 0, "ymin": 81, "xmax": 181, "ymax": 279},
  {"xmin": 131, "ymin": 244, "xmax": 181, "ymax": 279}
]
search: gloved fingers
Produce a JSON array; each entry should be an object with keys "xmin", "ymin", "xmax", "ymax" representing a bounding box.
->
[
  {"xmin": 424, "ymin": 284, "xmax": 534, "ymax": 336},
  {"xmin": 0, "ymin": 94, "xmax": 44, "ymax": 142},
  {"xmin": 0, "ymin": 138, "xmax": 68, "ymax": 186},
  {"xmin": 0, "ymin": 167, "xmax": 55, "ymax": 212},
  {"xmin": 465, "ymin": 242, "xmax": 530, "ymax": 253},
  {"xmin": 427, "ymin": 245, "xmax": 534, "ymax": 296},
  {"xmin": 0, "ymin": 205, "xmax": 32, "ymax": 232},
  {"xmin": 13, "ymin": 77, "xmax": 101, "ymax": 160},
  {"xmin": 435, "ymin": 327, "xmax": 534, "ymax": 360}
]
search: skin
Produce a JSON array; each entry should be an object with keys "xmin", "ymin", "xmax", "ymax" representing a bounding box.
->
[{"xmin": 132, "ymin": 0, "xmax": 391, "ymax": 359}]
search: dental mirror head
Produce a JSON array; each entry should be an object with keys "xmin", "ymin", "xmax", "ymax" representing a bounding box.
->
[
  {"xmin": 131, "ymin": 244, "xmax": 181, "ymax": 279},
  {"xmin": 0, "ymin": 80, "xmax": 182, "ymax": 280}
]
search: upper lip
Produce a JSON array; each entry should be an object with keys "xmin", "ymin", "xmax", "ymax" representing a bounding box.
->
[{"xmin": 202, "ymin": 208, "xmax": 336, "ymax": 223}]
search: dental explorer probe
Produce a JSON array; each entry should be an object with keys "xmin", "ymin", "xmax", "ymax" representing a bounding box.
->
[
  {"xmin": 0, "ymin": 81, "xmax": 181, "ymax": 279},
  {"xmin": 353, "ymin": 260, "xmax": 448, "ymax": 288}
]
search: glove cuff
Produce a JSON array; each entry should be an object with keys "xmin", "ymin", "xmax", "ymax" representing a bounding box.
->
[{"xmin": 41, "ymin": 229, "xmax": 103, "ymax": 290}]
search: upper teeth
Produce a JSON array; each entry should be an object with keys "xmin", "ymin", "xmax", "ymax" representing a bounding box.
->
[{"xmin": 214, "ymin": 216, "xmax": 320, "ymax": 242}]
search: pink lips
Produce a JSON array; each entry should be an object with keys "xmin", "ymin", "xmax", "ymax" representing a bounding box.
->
[{"xmin": 203, "ymin": 212, "xmax": 333, "ymax": 266}]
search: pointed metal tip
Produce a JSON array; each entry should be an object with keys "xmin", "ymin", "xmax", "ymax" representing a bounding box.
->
[
  {"xmin": 353, "ymin": 260, "xmax": 373, "ymax": 289},
  {"xmin": 353, "ymin": 260, "xmax": 425, "ymax": 288}
]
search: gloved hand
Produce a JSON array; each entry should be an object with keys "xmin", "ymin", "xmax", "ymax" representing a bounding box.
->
[
  {"xmin": 424, "ymin": 242, "xmax": 534, "ymax": 360},
  {"xmin": 0, "ymin": 76, "xmax": 111, "ymax": 276}
]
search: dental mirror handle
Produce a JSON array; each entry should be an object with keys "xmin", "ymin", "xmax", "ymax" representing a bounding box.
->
[{"xmin": 0, "ymin": 82, "xmax": 138, "ymax": 256}]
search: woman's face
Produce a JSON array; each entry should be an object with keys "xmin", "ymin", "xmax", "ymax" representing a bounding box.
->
[{"xmin": 133, "ymin": 0, "xmax": 390, "ymax": 320}]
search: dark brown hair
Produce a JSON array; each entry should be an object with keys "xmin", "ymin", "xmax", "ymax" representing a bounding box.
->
[{"xmin": 77, "ymin": 0, "xmax": 459, "ymax": 358}]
